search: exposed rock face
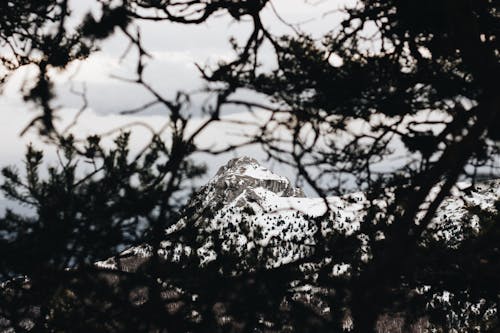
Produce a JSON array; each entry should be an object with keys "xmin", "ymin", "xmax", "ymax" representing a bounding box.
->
[{"xmin": 210, "ymin": 157, "xmax": 305, "ymax": 201}]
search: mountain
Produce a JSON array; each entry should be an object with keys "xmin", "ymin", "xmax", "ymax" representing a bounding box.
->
[
  {"xmin": 92, "ymin": 157, "xmax": 500, "ymax": 332},
  {"xmin": 97, "ymin": 156, "xmax": 499, "ymax": 274},
  {"xmin": 2, "ymin": 157, "xmax": 499, "ymax": 332},
  {"xmin": 96, "ymin": 156, "xmax": 365, "ymax": 272}
]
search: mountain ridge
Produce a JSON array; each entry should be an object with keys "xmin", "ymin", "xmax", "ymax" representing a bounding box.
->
[{"xmin": 96, "ymin": 157, "xmax": 500, "ymax": 273}]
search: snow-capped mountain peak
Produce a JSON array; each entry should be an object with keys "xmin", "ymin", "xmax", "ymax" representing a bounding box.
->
[
  {"xmin": 205, "ymin": 157, "xmax": 305, "ymax": 205},
  {"xmin": 214, "ymin": 156, "xmax": 283, "ymax": 180},
  {"xmin": 95, "ymin": 157, "xmax": 365, "ymax": 272}
]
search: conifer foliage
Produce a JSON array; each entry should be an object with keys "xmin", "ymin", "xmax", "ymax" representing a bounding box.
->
[{"xmin": 1, "ymin": 1, "xmax": 499, "ymax": 332}]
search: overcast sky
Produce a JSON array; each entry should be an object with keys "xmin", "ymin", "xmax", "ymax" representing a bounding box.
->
[
  {"xmin": 1, "ymin": 1, "xmax": 356, "ymax": 213},
  {"xmin": 2, "ymin": 0, "xmax": 497, "ymax": 215},
  {"xmin": 52, "ymin": 0, "xmax": 346, "ymax": 114}
]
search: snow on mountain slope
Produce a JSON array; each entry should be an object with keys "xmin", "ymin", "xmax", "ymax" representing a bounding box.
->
[
  {"xmin": 95, "ymin": 157, "xmax": 366, "ymax": 272},
  {"xmin": 425, "ymin": 180, "xmax": 500, "ymax": 247}
]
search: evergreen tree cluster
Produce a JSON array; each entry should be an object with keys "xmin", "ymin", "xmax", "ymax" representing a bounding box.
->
[{"xmin": 1, "ymin": 0, "xmax": 499, "ymax": 332}]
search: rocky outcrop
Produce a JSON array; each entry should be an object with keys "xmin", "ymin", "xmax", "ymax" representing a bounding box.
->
[{"xmin": 210, "ymin": 157, "xmax": 305, "ymax": 201}]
